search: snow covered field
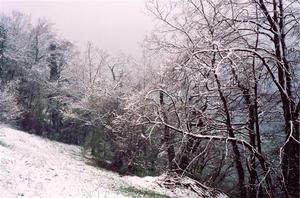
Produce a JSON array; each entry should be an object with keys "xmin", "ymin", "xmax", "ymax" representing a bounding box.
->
[
  {"xmin": 0, "ymin": 126, "xmax": 133, "ymax": 198},
  {"xmin": 0, "ymin": 125, "xmax": 228, "ymax": 198}
]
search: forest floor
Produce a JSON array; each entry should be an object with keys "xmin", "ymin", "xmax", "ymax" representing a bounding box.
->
[{"xmin": 0, "ymin": 125, "xmax": 227, "ymax": 198}]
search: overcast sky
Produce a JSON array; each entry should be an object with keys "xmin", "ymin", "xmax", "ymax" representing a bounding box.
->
[{"xmin": 0, "ymin": 0, "xmax": 154, "ymax": 58}]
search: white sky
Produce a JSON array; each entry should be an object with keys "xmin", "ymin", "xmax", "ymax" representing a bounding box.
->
[{"xmin": 0, "ymin": 0, "xmax": 154, "ymax": 58}]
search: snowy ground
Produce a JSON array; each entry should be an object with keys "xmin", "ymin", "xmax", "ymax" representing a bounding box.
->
[
  {"xmin": 0, "ymin": 126, "xmax": 132, "ymax": 198},
  {"xmin": 0, "ymin": 125, "xmax": 228, "ymax": 198}
]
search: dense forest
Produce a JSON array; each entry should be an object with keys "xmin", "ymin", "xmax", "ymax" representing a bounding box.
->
[{"xmin": 0, "ymin": 0, "xmax": 299, "ymax": 197}]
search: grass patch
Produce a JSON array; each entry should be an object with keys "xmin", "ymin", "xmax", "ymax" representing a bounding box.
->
[
  {"xmin": 0, "ymin": 140, "xmax": 9, "ymax": 148},
  {"xmin": 119, "ymin": 186, "xmax": 169, "ymax": 198}
]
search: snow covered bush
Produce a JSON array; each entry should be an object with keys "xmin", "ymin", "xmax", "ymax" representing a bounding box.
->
[{"xmin": 0, "ymin": 83, "xmax": 22, "ymax": 123}]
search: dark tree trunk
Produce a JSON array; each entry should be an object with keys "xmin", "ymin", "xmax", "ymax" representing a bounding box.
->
[
  {"xmin": 34, "ymin": 35, "xmax": 39, "ymax": 64},
  {"xmin": 179, "ymin": 138, "xmax": 194, "ymax": 171},
  {"xmin": 160, "ymin": 90, "xmax": 176, "ymax": 170},
  {"xmin": 282, "ymin": 120, "xmax": 299, "ymax": 198},
  {"xmin": 247, "ymin": 102, "xmax": 257, "ymax": 197},
  {"xmin": 0, "ymin": 26, "xmax": 6, "ymax": 80},
  {"xmin": 48, "ymin": 43, "xmax": 60, "ymax": 81},
  {"xmin": 214, "ymin": 72, "xmax": 247, "ymax": 197}
]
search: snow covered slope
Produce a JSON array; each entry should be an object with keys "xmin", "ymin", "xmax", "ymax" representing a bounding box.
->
[
  {"xmin": 0, "ymin": 126, "xmax": 131, "ymax": 198},
  {"xmin": 0, "ymin": 126, "xmax": 228, "ymax": 198}
]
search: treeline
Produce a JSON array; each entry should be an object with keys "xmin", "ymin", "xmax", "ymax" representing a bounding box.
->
[
  {"xmin": 0, "ymin": 11, "xmax": 160, "ymax": 176},
  {"xmin": 1, "ymin": 0, "xmax": 300, "ymax": 197}
]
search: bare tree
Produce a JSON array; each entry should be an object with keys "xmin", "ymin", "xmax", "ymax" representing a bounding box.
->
[{"xmin": 142, "ymin": 0, "xmax": 300, "ymax": 197}]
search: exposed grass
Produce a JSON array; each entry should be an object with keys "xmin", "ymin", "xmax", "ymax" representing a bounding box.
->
[
  {"xmin": 0, "ymin": 140, "xmax": 9, "ymax": 148},
  {"xmin": 119, "ymin": 186, "xmax": 169, "ymax": 198}
]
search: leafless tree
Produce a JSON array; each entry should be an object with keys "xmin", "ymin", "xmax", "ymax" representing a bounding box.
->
[{"xmin": 139, "ymin": 0, "xmax": 300, "ymax": 197}]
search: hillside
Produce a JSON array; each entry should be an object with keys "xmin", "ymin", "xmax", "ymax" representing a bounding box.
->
[{"xmin": 0, "ymin": 126, "xmax": 228, "ymax": 198}]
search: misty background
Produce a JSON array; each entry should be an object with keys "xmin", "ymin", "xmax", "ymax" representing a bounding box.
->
[{"xmin": 0, "ymin": 0, "xmax": 153, "ymax": 58}]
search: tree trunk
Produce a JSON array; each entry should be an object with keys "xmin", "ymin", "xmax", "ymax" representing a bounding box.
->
[
  {"xmin": 214, "ymin": 72, "xmax": 247, "ymax": 197},
  {"xmin": 282, "ymin": 120, "xmax": 299, "ymax": 198},
  {"xmin": 160, "ymin": 90, "xmax": 176, "ymax": 170},
  {"xmin": 179, "ymin": 138, "xmax": 194, "ymax": 171}
]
